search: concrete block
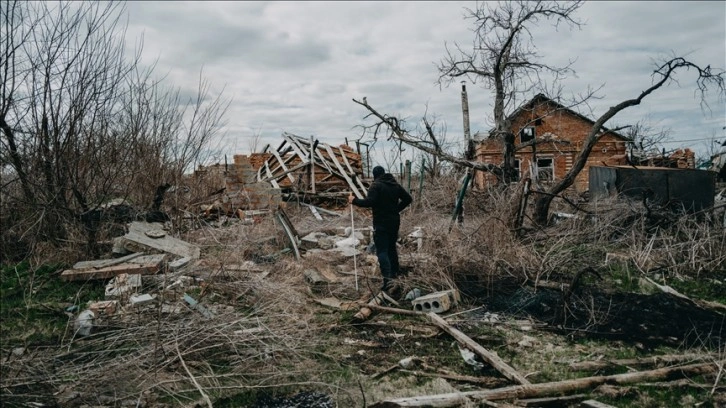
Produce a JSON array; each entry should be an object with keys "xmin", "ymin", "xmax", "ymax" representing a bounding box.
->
[
  {"xmin": 412, "ymin": 290, "xmax": 459, "ymax": 314},
  {"xmin": 130, "ymin": 293, "xmax": 156, "ymax": 307},
  {"xmin": 169, "ymin": 257, "xmax": 191, "ymax": 271}
]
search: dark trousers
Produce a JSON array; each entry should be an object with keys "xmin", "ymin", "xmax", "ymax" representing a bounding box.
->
[{"xmin": 373, "ymin": 223, "xmax": 400, "ymax": 290}]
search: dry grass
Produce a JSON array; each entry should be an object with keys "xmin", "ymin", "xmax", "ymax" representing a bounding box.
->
[{"xmin": 2, "ymin": 175, "xmax": 724, "ymax": 407}]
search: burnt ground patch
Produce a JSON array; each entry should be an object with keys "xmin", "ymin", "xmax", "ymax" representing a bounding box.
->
[{"xmin": 467, "ymin": 280, "xmax": 724, "ymax": 350}]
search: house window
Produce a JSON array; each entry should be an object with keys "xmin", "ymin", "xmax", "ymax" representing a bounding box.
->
[
  {"xmin": 520, "ymin": 127, "xmax": 535, "ymax": 144},
  {"xmin": 536, "ymin": 157, "xmax": 554, "ymax": 181}
]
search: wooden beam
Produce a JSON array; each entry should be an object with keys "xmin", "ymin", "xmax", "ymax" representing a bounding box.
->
[
  {"xmin": 310, "ymin": 135, "xmax": 316, "ymax": 194},
  {"xmin": 259, "ymin": 162, "xmax": 309, "ymax": 183},
  {"xmin": 369, "ymin": 361, "xmax": 720, "ymax": 407},
  {"xmin": 263, "ymin": 162, "xmax": 280, "ymax": 189},
  {"xmin": 282, "ymin": 133, "xmax": 309, "ymax": 159},
  {"xmin": 568, "ymin": 353, "xmax": 719, "ymax": 371},
  {"xmin": 268, "ymin": 147, "xmax": 296, "ymax": 184},
  {"xmin": 61, "ymin": 262, "xmax": 161, "ymax": 281},
  {"xmin": 338, "ymin": 145, "xmax": 368, "ymax": 193},
  {"xmin": 324, "ymin": 144, "xmax": 363, "ymax": 198},
  {"xmin": 427, "ymin": 312, "xmax": 531, "ymax": 385}
]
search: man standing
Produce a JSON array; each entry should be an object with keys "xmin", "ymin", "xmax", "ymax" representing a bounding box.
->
[{"xmin": 348, "ymin": 166, "xmax": 413, "ymax": 296}]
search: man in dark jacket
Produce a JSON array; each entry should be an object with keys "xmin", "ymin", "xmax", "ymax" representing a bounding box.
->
[{"xmin": 348, "ymin": 165, "xmax": 413, "ymax": 294}]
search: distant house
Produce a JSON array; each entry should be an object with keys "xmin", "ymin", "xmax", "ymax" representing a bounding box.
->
[{"xmin": 474, "ymin": 94, "xmax": 631, "ymax": 192}]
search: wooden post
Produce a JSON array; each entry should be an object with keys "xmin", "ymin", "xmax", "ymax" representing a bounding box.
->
[{"xmin": 310, "ymin": 135, "xmax": 316, "ymax": 194}]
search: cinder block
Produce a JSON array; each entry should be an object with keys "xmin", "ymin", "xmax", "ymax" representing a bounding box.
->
[{"xmin": 412, "ymin": 290, "xmax": 459, "ymax": 314}]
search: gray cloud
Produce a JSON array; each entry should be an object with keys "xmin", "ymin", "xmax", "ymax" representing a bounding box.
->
[{"xmin": 122, "ymin": 1, "xmax": 725, "ymax": 164}]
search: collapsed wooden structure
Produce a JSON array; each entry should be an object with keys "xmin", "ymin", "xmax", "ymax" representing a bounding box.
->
[
  {"xmin": 254, "ymin": 132, "xmax": 368, "ymax": 200},
  {"xmin": 194, "ymin": 133, "xmax": 369, "ymax": 216}
]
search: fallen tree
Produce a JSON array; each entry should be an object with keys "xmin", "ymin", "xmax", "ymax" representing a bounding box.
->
[{"xmin": 369, "ymin": 360, "xmax": 722, "ymax": 407}]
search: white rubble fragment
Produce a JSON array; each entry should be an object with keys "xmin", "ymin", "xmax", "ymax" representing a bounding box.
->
[{"xmin": 74, "ymin": 310, "xmax": 95, "ymax": 336}]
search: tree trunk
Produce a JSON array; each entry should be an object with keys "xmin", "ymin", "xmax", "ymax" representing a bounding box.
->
[
  {"xmin": 533, "ymin": 193, "xmax": 555, "ymax": 225},
  {"xmin": 370, "ymin": 361, "xmax": 720, "ymax": 407}
]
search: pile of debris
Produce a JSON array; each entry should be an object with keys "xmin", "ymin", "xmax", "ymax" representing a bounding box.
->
[{"xmin": 193, "ymin": 133, "xmax": 369, "ymax": 219}]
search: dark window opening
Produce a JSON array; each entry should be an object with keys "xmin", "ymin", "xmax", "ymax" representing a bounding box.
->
[{"xmin": 520, "ymin": 127, "xmax": 535, "ymax": 144}]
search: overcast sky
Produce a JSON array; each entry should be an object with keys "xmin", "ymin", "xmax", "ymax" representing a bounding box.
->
[{"xmin": 123, "ymin": 1, "xmax": 726, "ymax": 167}]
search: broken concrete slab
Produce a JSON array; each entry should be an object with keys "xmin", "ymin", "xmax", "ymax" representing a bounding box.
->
[
  {"xmin": 300, "ymin": 232, "xmax": 330, "ymax": 250},
  {"xmin": 118, "ymin": 221, "xmax": 200, "ymax": 259},
  {"xmin": 168, "ymin": 257, "xmax": 191, "ymax": 271}
]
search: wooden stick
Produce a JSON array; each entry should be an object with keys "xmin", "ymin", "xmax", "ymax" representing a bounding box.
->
[
  {"xmin": 367, "ymin": 304, "xmax": 428, "ymax": 317},
  {"xmin": 427, "ymin": 312, "xmax": 531, "ymax": 385},
  {"xmin": 568, "ymin": 352, "xmax": 719, "ymax": 371},
  {"xmin": 175, "ymin": 341, "xmax": 213, "ymax": 408}
]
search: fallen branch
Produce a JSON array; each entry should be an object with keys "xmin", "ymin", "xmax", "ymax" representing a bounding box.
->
[
  {"xmin": 175, "ymin": 341, "xmax": 213, "ymax": 408},
  {"xmin": 369, "ymin": 360, "xmax": 721, "ymax": 407},
  {"xmin": 367, "ymin": 304, "xmax": 428, "ymax": 317},
  {"xmin": 568, "ymin": 352, "xmax": 719, "ymax": 371},
  {"xmin": 427, "ymin": 312, "xmax": 531, "ymax": 385},
  {"xmin": 399, "ymin": 368, "xmax": 506, "ymax": 388}
]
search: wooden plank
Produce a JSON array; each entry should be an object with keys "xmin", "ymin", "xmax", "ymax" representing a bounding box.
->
[
  {"xmin": 427, "ymin": 312, "xmax": 531, "ymax": 385},
  {"xmin": 580, "ymin": 400, "xmax": 618, "ymax": 408},
  {"xmin": 73, "ymin": 252, "xmax": 145, "ymax": 270},
  {"xmin": 338, "ymin": 146, "xmax": 368, "ymax": 193},
  {"xmin": 308, "ymin": 205, "xmax": 323, "ymax": 220},
  {"xmin": 275, "ymin": 209, "xmax": 300, "ymax": 260},
  {"xmin": 263, "ymin": 162, "xmax": 280, "ymax": 189},
  {"xmin": 300, "ymin": 202, "xmax": 342, "ymax": 217},
  {"xmin": 268, "ymin": 147, "xmax": 296, "ymax": 184},
  {"xmin": 310, "ymin": 135, "xmax": 316, "ymax": 194},
  {"xmin": 569, "ymin": 353, "xmax": 719, "ymax": 371},
  {"xmin": 369, "ymin": 361, "xmax": 719, "ymax": 407},
  {"xmin": 61, "ymin": 262, "xmax": 161, "ymax": 281},
  {"xmin": 259, "ymin": 162, "xmax": 308, "ymax": 183},
  {"xmin": 313, "ymin": 145, "xmax": 338, "ymax": 175},
  {"xmin": 323, "ymin": 144, "xmax": 363, "ymax": 198},
  {"xmin": 282, "ymin": 133, "xmax": 309, "ymax": 160}
]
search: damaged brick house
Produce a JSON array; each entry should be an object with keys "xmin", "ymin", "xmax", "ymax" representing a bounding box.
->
[{"xmin": 474, "ymin": 94, "xmax": 631, "ymax": 192}]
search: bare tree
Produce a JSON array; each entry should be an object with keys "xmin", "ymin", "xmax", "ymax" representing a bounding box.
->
[
  {"xmin": 353, "ymin": 98, "xmax": 501, "ymax": 176},
  {"xmin": 532, "ymin": 58, "xmax": 725, "ymax": 224},
  {"xmin": 437, "ymin": 0, "xmax": 584, "ymax": 183},
  {"xmin": 354, "ymin": 1, "xmax": 724, "ymax": 227},
  {"xmin": 0, "ymin": 0, "xmax": 229, "ymax": 260}
]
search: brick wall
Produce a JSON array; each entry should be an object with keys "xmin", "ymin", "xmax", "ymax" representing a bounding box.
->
[{"xmin": 475, "ymin": 98, "xmax": 628, "ymax": 192}]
